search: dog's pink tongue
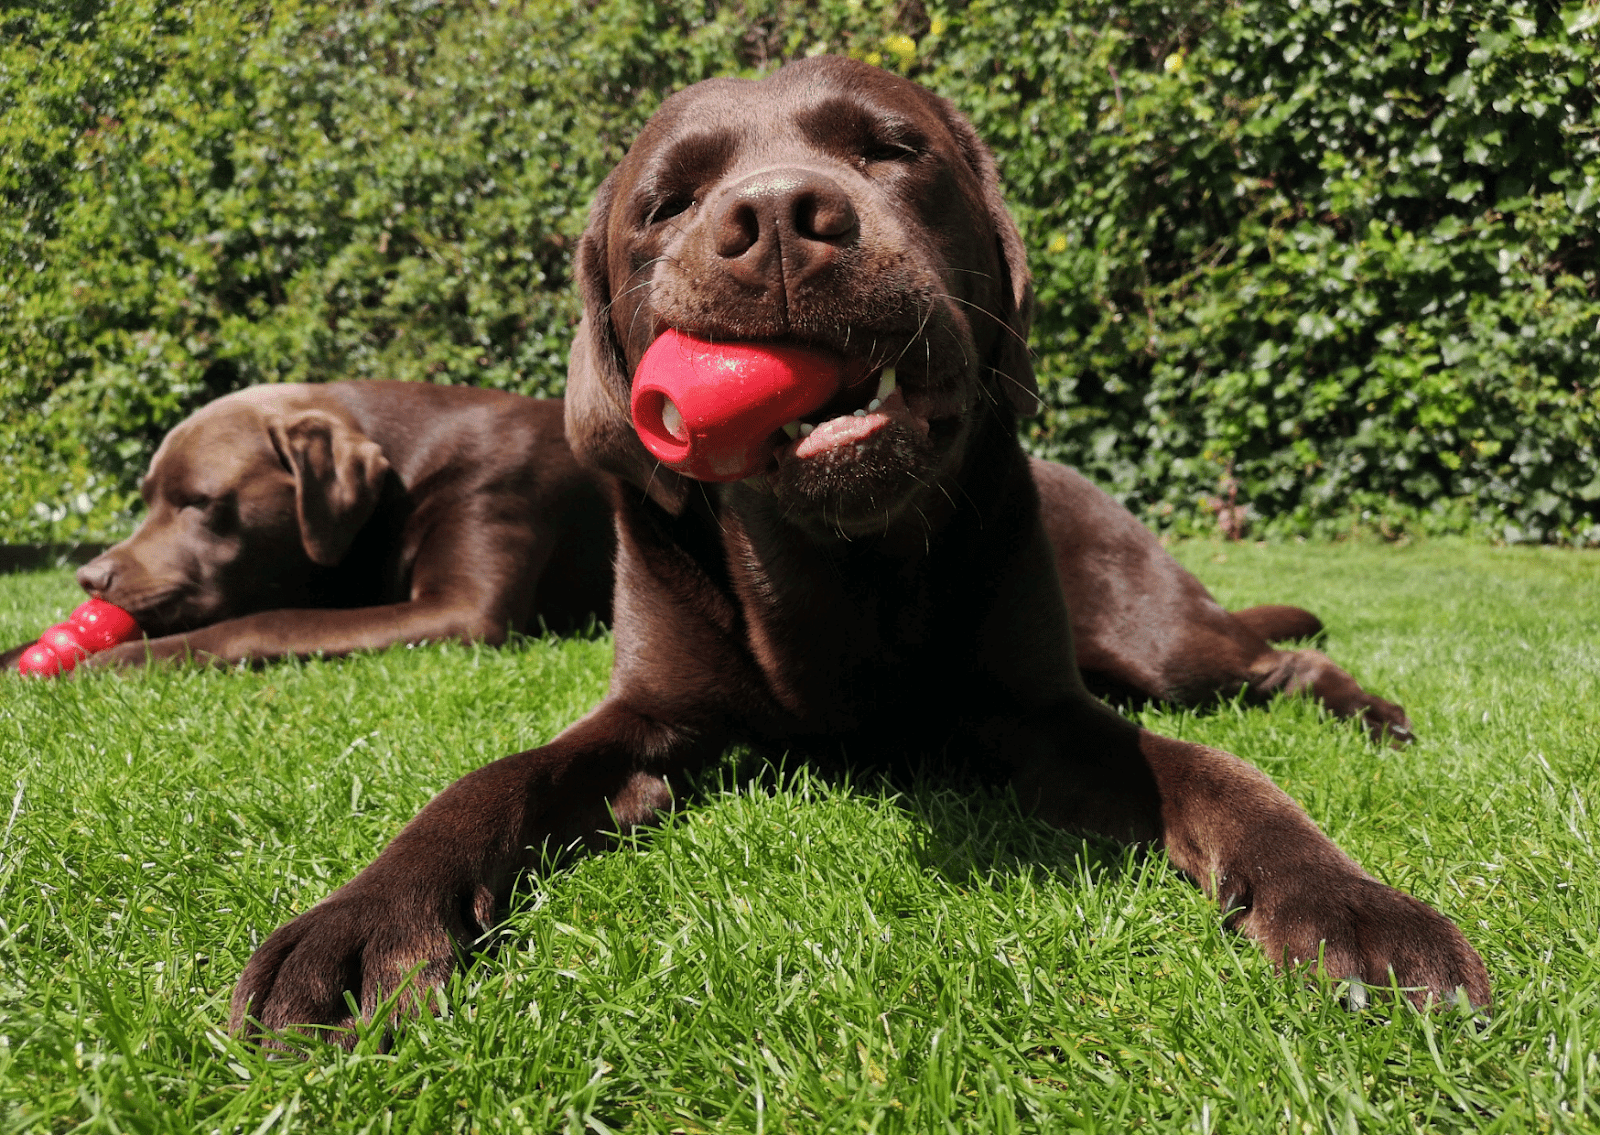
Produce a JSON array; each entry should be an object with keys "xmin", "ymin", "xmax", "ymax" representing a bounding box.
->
[{"xmin": 631, "ymin": 329, "xmax": 844, "ymax": 482}]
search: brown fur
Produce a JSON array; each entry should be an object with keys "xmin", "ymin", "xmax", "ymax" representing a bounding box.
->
[
  {"xmin": 26, "ymin": 383, "xmax": 614, "ymax": 667},
  {"xmin": 230, "ymin": 58, "xmax": 1485, "ymax": 1044},
  {"xmin": 1034, "ymin": 461, "xmax": 1411, "ymax": 741}
]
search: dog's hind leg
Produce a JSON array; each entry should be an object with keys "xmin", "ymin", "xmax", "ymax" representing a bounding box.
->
[
  {"xmin": 1228, "ymin": 604, "xmax": 1323, "ymax": 643},
  {"xmin": 1243, "ymin": 647, "xmax": 1413, "ymax": 745}
]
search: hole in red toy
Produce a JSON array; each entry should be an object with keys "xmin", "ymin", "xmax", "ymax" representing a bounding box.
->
[{"xmin": 634, "ymin": 389, "xmax": 692, "ymax": 461}]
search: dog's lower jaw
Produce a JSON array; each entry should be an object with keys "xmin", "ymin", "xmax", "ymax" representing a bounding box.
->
[{"xmin": 755, "ymin": 415, "xmax": 971, "ymax": 542}]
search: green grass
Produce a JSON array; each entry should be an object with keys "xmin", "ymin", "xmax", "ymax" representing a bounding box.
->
[{"xmin": 0, "ymin": 539, "xmax": 1596, "ymax": 1133}]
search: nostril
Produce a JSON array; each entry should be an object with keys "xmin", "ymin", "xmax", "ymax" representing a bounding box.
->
[
  {"xmin": 714, "ymin": 170, "xmax": 859, "ymax": 267},
  {"xmin": 76, "ymin": 560, "xmax": 113, "ymax": 595},
  {"xmin": 794, "ymin": 188, "xmax": 857, "ymax": 242},
  {"xmin": 715, "ymin": 200, "xmax": 762, "ymax": 259}
]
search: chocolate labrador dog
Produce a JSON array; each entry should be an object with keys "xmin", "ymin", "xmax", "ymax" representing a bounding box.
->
[
  {"xmin": 1, "ymin": 383, "xmax": 615, "ymax": 668},
  {"xmin": 231, "ymin": 57, "xmax": 1485, "ymax": 1041}
]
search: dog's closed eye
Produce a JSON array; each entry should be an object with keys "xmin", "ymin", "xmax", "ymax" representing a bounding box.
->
[
  {"xmin": 644, "ymin": 193, "xmax": 695, "ymax": 226},
  {"xmin": 860, "ymin": 139, "xmax": 921, "ymax": 166},
  {"xmin": 638, "ymin": 132, "xmax": 736, "ymax": 227}
]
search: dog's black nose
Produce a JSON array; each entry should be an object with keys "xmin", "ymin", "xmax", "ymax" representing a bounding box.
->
[
  {"xmin": 713, "ymin": 168, "xmax": 858, "ymax": 289},
  {"xmin": 76, "ymin": 557, "xmax": 114, "ymax": 596}
]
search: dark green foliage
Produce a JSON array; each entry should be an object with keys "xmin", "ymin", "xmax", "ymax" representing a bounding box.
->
[
  {"xmin": 944, "ymin": 0, "xmax": 1600, "ymax": 543},
  {"xmin": 2, "ymin": 0, "xmax": 1597, "ymax": 542}
]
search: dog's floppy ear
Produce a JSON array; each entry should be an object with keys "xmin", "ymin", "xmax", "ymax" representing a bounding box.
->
[
  {"xmin": 565, "ymin": 173, "xmax": 692, "ymax": 515},
  {"xmin": 939, "ymin": 104, "xmax": 1038, "ymax": 416},
  {"xmin": 266, "ymin": 409, "xmax": 391, "ymax": 566}
]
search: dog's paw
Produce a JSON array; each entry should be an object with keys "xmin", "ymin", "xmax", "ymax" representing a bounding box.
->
[
  {"xmin": 83, "ymin": 640, "xmax": 153, "ymax": 669},
  {"xmin": 1235, "ymin": 872, "xmax": 1489, "ymax": 1011},
  {"xmin": 230, "ymin": 875, "xmax": 490, "ymax": 1049},
  {"xmin": 1360, "ymin": 696, "xmax": 1414, "ymax": 746}
]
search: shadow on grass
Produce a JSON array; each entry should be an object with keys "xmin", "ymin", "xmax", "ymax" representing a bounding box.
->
[{"xmin": 680, "ymin": 746, "xmax": 1138, "ymax": 896}]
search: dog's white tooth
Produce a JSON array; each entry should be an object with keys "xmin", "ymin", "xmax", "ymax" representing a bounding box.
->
[
  {"xmin": 853, "ymin": 408, "xmax": 866, "ymax": 417},
  {"xmin": 876, "ymin": 368, "xmax": 896, "ymax": 403},
  {"xmin": 660, "ymin": 399, "xmax": 686, "ymax": 442},
  {"xmin": 867, "ymin": 398, "xmax": 882, "ymax": 412},
  {"xmin": 782, "ymin": 420, "xmax": 801, "ymax": 439},
  {"xmin": 799, "ymin": 422, "xmax": 815, "ymax": 437}
]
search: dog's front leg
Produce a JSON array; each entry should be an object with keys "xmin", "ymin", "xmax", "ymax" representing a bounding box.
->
[
  {"xmin": 230, "ymin": 700, "xmax": 715, "ymax": 1047},
  {"xmin": 1014, "ymin": 705, "xmax": 1490, "ymax": 1009},
  {"xmin": 87, "ymin": 596, "xmax": 523, "ymax": 669}
]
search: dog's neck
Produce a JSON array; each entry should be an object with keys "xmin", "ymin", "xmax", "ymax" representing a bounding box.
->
[{"xmin": 613, "ymin": 413, "xmax": 1082, "ymax": 731}]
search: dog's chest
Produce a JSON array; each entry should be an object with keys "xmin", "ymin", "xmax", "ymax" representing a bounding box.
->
[{"xmin": 732, "ymin": 539, "xmax": 1029, "ymax": 732}]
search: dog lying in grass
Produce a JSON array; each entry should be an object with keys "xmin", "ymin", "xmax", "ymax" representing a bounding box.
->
[
  {"xmin": 229, "ymin": 56, "xmax": 1487, "ymax": 1044},
  {"xmin": 1, "ymin": 383, "xmax": 617, "ymax": 670}
]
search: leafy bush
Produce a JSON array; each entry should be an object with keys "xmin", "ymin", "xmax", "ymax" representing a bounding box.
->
[
  {"xmin": 2, "ymin": 0, "xmax": 1597, "ymax": 543},
  {"xmin": 934, "ymin": 0, "xmax": 1600, "ymax": 543}
]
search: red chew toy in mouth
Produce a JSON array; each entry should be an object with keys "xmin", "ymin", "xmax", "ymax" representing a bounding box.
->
[
  {"xmin": 16, "ymin": 598, "xmax": 140, "ymax": 677},
  {"xmin": 69, "ymin": 598, "xmax": 141, "ymax": 652},
  {"xmin": 631, "ymin": 329, "xmax": 845, "ymax": 482}
]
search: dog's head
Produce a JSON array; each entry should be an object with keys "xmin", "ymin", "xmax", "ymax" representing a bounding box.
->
[
  {"xmin": 76, "ymin": 386, "xmax": 390, "ymax": 635},
  {"xmin": 566, "ymin": 56, "xmax": 1034, "ymax": 538}
]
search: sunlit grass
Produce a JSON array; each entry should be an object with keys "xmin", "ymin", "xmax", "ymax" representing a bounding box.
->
[{"xmin": 0, "ymin": 538, "xmax": 1595, "ymax": 1132}]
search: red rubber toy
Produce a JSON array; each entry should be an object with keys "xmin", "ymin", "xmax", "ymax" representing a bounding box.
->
[
  {"xmin": 17, "ymin": 643, "xmax": 65, "ymax": 677},
  {"xmin": 69, "ymin": 598, "xmax": 140, "ymax": 652},
  {"xmin": 37, "ymin": 622, "xmax": 93, "ymax": 669},
  {"xmin": 16, "ymin": 598, "xmax": 140, "ymax": 677},
  {"xmin": 631, "ymin": 329, "xmax": 845, "ymax": 482}
]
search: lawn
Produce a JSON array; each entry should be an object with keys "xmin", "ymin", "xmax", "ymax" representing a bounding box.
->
[{"xmin": 0, "ymin": 539, "xmax": 1595, "ymax": 1133}]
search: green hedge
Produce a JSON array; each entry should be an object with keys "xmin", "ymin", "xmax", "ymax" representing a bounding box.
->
[{"xmin": 3, "ymin": 0, "xmax": 1597, "ymax": 543}]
